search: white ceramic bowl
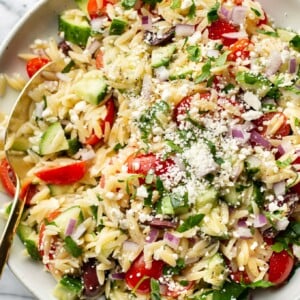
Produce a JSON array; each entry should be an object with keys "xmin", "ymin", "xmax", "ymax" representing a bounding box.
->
[{"xmin": 0, "ymin": 1, "xmax": 300, "ymax": 299}]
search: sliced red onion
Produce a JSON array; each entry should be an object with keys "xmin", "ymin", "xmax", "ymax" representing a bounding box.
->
[
  {"xmin": 141, "ymin": 15, "xmax": 153, "ymax": 31},
  {"xmin": 149, "ymin": 218, "xmax": 178, "ymax": 229},
  {"xmin": 231, "ymin": 6, "xmax": 247, "ymax": 25},
  {"xmin": 237, "ymin": 218, "xmax": 247, "ymax": 227},
  {"xmin": 155, "ymin": 66, "xmax": 170, "ymax": 81},
  {"xmin": 265, "ymin": 51, "xmax": 282, "ymax": 76},
  {"xmin": 111, "ymin": 272, "xmax": 125, "ymax": 280},
  {"xmin": 288, "ymin": 57, "xmax": 297, "ymax": 74},
  {"xmin": 235, "ymin": 226, "xmax": 252, "ymax": 239},
  {"xmin": 87, "ymin": 39, "xmax": 101, "ymax": 55},
  {"xmin": 71, "ymin": 222, "xmax": 87, "ymax": 240},
  {"xmin": 145, "ymin": 227, "xmax": 159, "ymax": 243},
  {"xmin": 163, "ymin": 232, "xmax": 180, "ymax": 250},
  {"xmin": 219, "ymin": 5, "xmax": 232, "ymax": 21},
  {"xmin": 231, "ymin": 125, "xmax": 250, "ymax": 143},
  {"xmin": 123, "ymin": 240, "xmax": 140, "ymax": 252},
  {"xmin": 141, "ymin": 74, "xmax": 152, "ymax": 99},
  {"xmin": 222, "ymin": 31, "xmax": 248, "ymax": 39},
  {"xmin": 65, "ymin": 218, "xmax": 77, "ymax": 236},
  {"xmin": 175, "ymin": 24, "xmax": 195, "ymax": 37},
  {"xmin": 90, "ymin": 16, "xmax": 107, "ymax": 32},
  {"xmin": 253, "ymin": 214, "xmax": 267, "ymax": 228},
  {"xmin": 273, "ymin": 181, "xmax": 286, "ymax": 197},
  {"xmin": 250, "ymin": 131, "xmax": 272, "ymax": 150},
  {"xmin": 277, "ymin": 140, "xmax": 293, "ymax": 156}
]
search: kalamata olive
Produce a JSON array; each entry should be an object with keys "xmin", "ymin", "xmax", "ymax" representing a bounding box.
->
[
  {"xmin": 82, "ymin": 259, "xmax": 102, "ymax": 297},
  {"xmin": 148, "ymin": 218, "xmax": 178, "ymax": 229},
  {"xmin": 144, "ymin": 27, "xmax": 175, "ymax": 46},
  {"xmin": 58, "ymin": 40, "xmax": 71, "ymax": 56}
]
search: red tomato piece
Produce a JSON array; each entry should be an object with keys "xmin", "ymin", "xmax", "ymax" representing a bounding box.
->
[
  {"xmin": 85, "ymin": 98, "xmax": 115, "ymax": 146},
  {"xmin": 230, "ymin": 270, "xmax": 251, "ymax": 284},
  {"xmin": 0, "ymin": 158, "xmax": 16, "ymax": 197},
  {"xmin": 252, "ymin": 112, "xmax": 291, "ymax": 138},
  {"xmin": 173, "ymin": 93, "xmax": 210, "ymax": 124},
  {"xmin": 95, "ymin": 50, "xmax": 104, "ymax": 69},
  {"xmin": 125, "ymin": 253, "xmax": 165, "ymax": 294},
  {"xmin": 35, "ymin": 161, "xmax": 87, "ymax": 185},
  {"xmin": 26, "ymin": 57, "xmax": 50, "ymax": 78},
  {"xmin": 207, "ymin": 19, "xmax": 238, "ymax": 46},
  {"xmin": 257, "ymin": 11, "xmax": 268, "ymax": 26},
  {"xmin": 87, "ymin": 0, "xmax": 112, "ymax": 18},
  {"xmin": 227, "ymin": 38, "xmax": 251, "ymax": 61},
  {"xmin": 268, "ymin": 250, "xmax": 294, "ymax": 285},
  {"xmin": 19, "ymin": 180, "xmax": 38, "ymax": 206},
  {"xmin": 127, "ymin": 153, "xmax": 175, "ymax": 176}
]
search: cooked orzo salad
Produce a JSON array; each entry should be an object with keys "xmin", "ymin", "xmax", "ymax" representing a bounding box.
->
[{"xmin": 1, "ymin": 0, "xmax": 300, "ymax": 299}]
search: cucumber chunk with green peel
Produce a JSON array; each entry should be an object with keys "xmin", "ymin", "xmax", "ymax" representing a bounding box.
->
[
  {"xmin": 59, "ymin": 9, "xmax": 91, "ymax": 46},
  {"xmin": 39, "ymin": 122, "xmax": 69, "ymax": 155},
  {"xmin": 151, "ymin": 44, "xmax": 176, "ymax": 68},
  {"xmin": 48, "ymin": 184, "xmax": 76, "ymax": 196},
  {"xmin": 73, "ymin": 70, "xmax": 108, "ymax": 105},
  {"xmin": 53, "ymin": 206, "xmax": 82, "ymax": 238},
  {"xmin": 195, "ymin": 188, "xmax": 218, "ymax": 210}
]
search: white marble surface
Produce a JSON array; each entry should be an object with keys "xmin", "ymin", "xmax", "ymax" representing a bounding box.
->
[{"xmin": 0, "ymin": 2, "xmax": 38, "ymax": 299}]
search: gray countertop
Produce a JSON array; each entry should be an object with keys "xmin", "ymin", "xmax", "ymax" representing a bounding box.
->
[{"xmin": 0, "ymin": 1, "xmax": 38, "ymax": 299}]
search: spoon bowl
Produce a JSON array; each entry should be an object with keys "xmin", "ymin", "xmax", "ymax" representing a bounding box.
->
[{"xmin": 0, "ymin": 60, "xmax": 65, "ymax": 276}]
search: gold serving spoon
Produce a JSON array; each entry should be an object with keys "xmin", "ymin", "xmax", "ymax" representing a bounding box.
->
[{"xmin": 0, "ymin": 60, "xmax": 65, "ymax": 276}]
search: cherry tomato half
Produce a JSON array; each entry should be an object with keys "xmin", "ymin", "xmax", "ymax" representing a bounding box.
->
[
  {"xmin": 0, "ymin": 158, "xmax": 16, "ymax": 197},
  {"xmin": 230, "ymin": 270, "xmax": 251, "ymax": 284},
  {"xmin": 26, "ymin": 57, "xmax": 50, "ymax": 78},
  {"xmin": 125, "ymin": 253, "xmax": 165, "ymax": 294},
  {"xmin": 207, "ymin": 19, "xmax": 238, "ymax": 47},
  {"xmin": 87, "ymin": 0, "xmax": 114, "ymax": 18},
  {"xmin": 127, "ymin": 153, "xmax": 175, "ymax": 176},
  {"xmin": 85, "ymin": 98, "xmax": 115, "ymax": 146},
  {"xmin": 19, "ymin": 180, "xmax": 38, "ymax": 206},
  {"xmin": 35, "ymin": 161, "xmax": 87, "ymax": 185},
  {"xmin": 227, "ymin": 38, "xmax": 251, "ymax": 61},
  {"xmin": 268, "ymin": 250, "xmax": 294, "ymax": 285},
  {"xmin": 252, "ymin": 112, "xmax": 291, "ymax": 139}
]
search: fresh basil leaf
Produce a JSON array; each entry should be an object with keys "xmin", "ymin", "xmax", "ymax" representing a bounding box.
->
[
  {"xmin": 150, "ymin": 279, "xmax": 161, "ymax": 300},
  {"xmin": 207, "ymin": 2, "xmax": 220, "ymax": 23},
  {"xmin": 177, "ymin": 214, "xmax": 204, "ymax": 232},
  {"xmin": 290, "ymin": 35, "xmax": 300, "ymax": 52},
  {"xmin": 187, "ymin": 45, "xmax": 201, "ymax": 62}
]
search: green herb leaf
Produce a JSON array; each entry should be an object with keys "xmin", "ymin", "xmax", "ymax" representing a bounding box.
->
[
  {"xmin": 256, "ymin": 29, "xmax": 278, "ymax": 37},
  {"xmin": 171, "ymin": 0, "xmax": 181, "ymax": 9},
  {"xmin": 142, "ymin": 0, "xmax": 163, "ymax": 8},
  {"xmin": 166, "ymin": 140, "xmax": 183, "ymax": 154},
  {"xmin": 272, "ymin": 242, "xmax": 286, "ymax": 253},
  {"xmin": 207, "ymin": 2, "xmax": 220, "ymax": 23},
  {"xmin": 222, "ymin": 83, "xmax": 235, "ymax": 94},
  {"xmin": 109, "ymin": 19, "xmax": 127, "ymax": 35},
  {"xmin": 290, "ymin": 35, "xmax": 300, "ymax": 51},
  {"xmin": 276, "ymin": 157, "xmax": 292, "ymax": 168},
  {"xmin": 163, "ymin": 258, "xmax": 185, "ymax": 275},
  {"xmin": 242, "ymin": 280, "xmax": 274, "ymax": 288},
  {"xmin": 177, "ymin": 214, "xmax": 204, "ymax": 232},
  {"xmin": 215, "ymin": 51, "xmax": 229, "ymax": 67},
  {"xmin": 187, "ymin": 45, "xmax": 201, "ymax": 62},
  {"xmin": 209, "ymin": 281, "xmax": 246, "ymax": 300},
  {"xmin": 150, "ymin": 279, "xmax": 161, "ymax": 300},
  {"xmin": 122, "ymin": 0, "xmax": 137, "ymax": 9},
  {"xmin": 64, "ymin": 236, "xmax": 83, "ymax": 258},
  {"xmin": 251, "ymin": 7, "xmax": 261, "ymax": 16},
  {"xmin": 195, "ymin": 60, "xmax": 211, "ymax": 83},
  {"xmin": 295, "ymin": 117, "xmax": 300, "ymax": 127},
  {"xmin": 187, "ymin": 0, "xmax": 196, "ymax": 19},
  {"xmin": 24, "ymin": 240, "xmax": 42, "ymax": 261},
  {"xmin": 62, "ymin": 60, "xmax": 75, "ymax": 73}
]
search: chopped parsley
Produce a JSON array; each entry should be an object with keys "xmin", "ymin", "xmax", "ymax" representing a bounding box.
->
[
  {"xmin": 207, "ymin": 2, "xmax": 220, "ymax": 23},
  {"xmin": 290, "ymin": 35, "xmax": 300, "ymax": 52},
  {"xmin": 163, "ymin": 258, "xmax": 185, "ymax": 275},
  {"xmin": 187, "ymin": 0, "xmax": 196, "ymax": 19},
  {"xmin": 186, "ymin": 45, "xmax": 201, "ymax": 62},
  {"xmin": 251, "ymin": 7, "xmax": 261, "ymax": 16}
]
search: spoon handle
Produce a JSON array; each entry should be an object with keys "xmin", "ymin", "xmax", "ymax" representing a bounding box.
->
[{"xmin": 0, "ymin": 179, "xmax": 23, "ymax": 277}]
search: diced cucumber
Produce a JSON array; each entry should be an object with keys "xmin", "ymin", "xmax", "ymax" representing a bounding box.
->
[
  {"xmin": 151, "ymin": 44, "xmax": 176, "ymax": 68},
  {"xmin": 67, "ymin": 138, "xmax": 81, "ymax": 156},
  {"xmin": 17, "ymin": 223, "xmax": 41, "ymax": 261},
  {"xmin": 53, "ymin": 284, "xmax": 78, "ymax": 300},
  {"xmin": 59, "ymin": 9, "xmax": 91, "ymax": 46},
  {"xmin": 11, "ymin": 137, "xmax": 30, "ymax": 152},
  {"xmin": 195, "ymin": 188, "xmax": 218, "ymax": 210},
  {"xmin": 277, "ymin": 28, "xmax": 297, "ymax": 42},
  {"xmin": 169, "ymin": 68, "xmax": 193, "ymax": 80},
  {"xmin": 223, "ymin": 186, "xmax": 241, "ymax": 207},
  {"xmin": 53, "ymin": 206, "xmax": 82, "ymax": 238},
  {"xmin": 48, "ymin": 184, "xmax": 76, "ymax": 197},
  {"xmin": 73, "ymin": 70, "xmax": 108, "ymax": 105},
  {"xmin": 109, "ymin": 19, "xmax": 127, "ymax": 35},
  {"xmin": 39, "ymin": 122, "xmax": 69, "ymax": 155},
  {"xmin": 245, "ymin": 155, "xmax": 261, "ymax": 177},
  {"xmin": 54, "ymin": 276, "xmax": 83, "ymax": 300},
  {"xmin": 161, "ymin": 195, "xmax": 174, "ymax": 215},
  {"xmin": 74, "ymin": 0, "xmax": 89, "ymax": 16},
  {"xmin": 203, "ymin": 253, "xmax": 226, "ymax": 287}
]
